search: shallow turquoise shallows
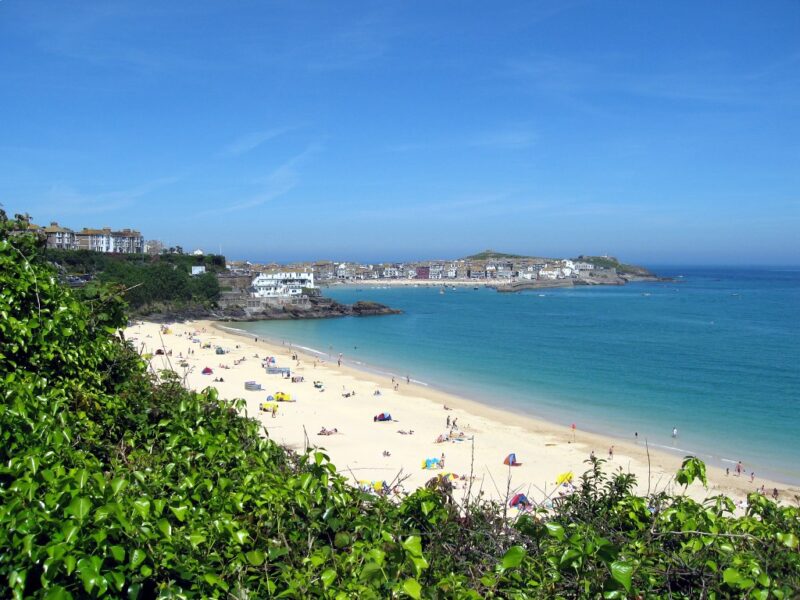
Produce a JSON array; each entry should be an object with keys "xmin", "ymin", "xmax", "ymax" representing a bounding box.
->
[{"xmin": 236, "ymin": 267, "xmax": 800, "ymax": 484}]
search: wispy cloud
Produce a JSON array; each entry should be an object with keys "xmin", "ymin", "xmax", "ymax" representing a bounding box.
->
[
  {"xmin": 16, "ymin": 3, "xmax": 223, "ymax": 75},
  {"xmin": 198, "ymin": 143, "xmax": 321, "ymax": 217},
  {"xmin": 37, "ymin": 176, "xmax": 179, "ymax": 216},
  {"xmin": 503, "ymin": 52, "xmax": 798, "ymax": 109},
  {"xmin": 221, "ymin": 127, "xmax": 297, "ymax": 157},
  {"xmin": 387, "ymin": 126, "xmax": 537, "ymax": 153}
]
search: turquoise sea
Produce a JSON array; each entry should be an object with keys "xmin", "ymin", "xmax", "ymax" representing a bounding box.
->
[{"xmin": 236, "ymin": 267, "xmax": 800, "ymax": 484}]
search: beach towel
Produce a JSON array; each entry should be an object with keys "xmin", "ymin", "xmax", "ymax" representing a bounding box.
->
[
  {"xmin": 421, "ymin": 458, "xmax": 441, "ymax": 469},
  {"xmin": 510, "ymin": 493, "xmax": 530, "ymax": 508}
]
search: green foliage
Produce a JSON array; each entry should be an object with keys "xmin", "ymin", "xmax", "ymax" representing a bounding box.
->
[
  {"xmin": 462, "ymin": 249, "xmax": 528, "ymax": 260},
  {"xmin": 45, "ymin": 248, "xmax": 222, "ymax": 311},
  {"xmin": 2, "ymin": 210, "xmax": 799, "ymax": 598},
  {"xmin": 575, "ymin": 255, "xmax": 654, "ymax": 277}
]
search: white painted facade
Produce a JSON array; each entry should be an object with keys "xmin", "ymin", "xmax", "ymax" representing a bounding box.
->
[
  {"xmin": 538, "ymin": 268, "xmax": 561, "ymax": 280},
  {"xmin": 251, "ymin": 272, "xmax": 315, "ymax": 298}
]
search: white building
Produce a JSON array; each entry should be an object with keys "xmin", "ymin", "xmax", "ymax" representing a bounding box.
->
[
  {"xmin": 251, "ymin": 272, "xmax": 315, "ymax": 298},
  {"xmin": 574, "ymin": 261, "xmax": 595, "ymax": 271},
  {"xmin": 336, "ymin": 263, "xmax": 355, "ymax": 280},
  {"xmin": 191, "ymin": 266, "xmax": 206, "ymax": 276}
]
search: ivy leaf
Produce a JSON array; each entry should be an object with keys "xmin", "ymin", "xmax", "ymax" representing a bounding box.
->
[
  {"xmin": 132, "ymin": 499, "xmax": 150, "ymax": 519},
  {"xmin": 232, "ymin": 530, "xmax": 249, "ymax": 544},
  {"xmin": 402, "ymin": 578, "xmax": 422, "ymax": 599},
  {"xmin": 67, "ymin": 496, "xmax": 91, "ymax": 521},
  {"xmin": 130, "ymin": 549, "xmax": 146, "ymax": 569},
  {"xmin": 402, "ymin": 535, "xmax": 423, "ymax": 557},
  {"xmin": 501, "ymin": 545, "xmax": 526, "ymax": 570},
  {"xmin": 43, "ymin": 585, "xmax": 73, "ymax": 600},
  {"xmin": 109, "ymin": 545, "xmax": 125, "ymax": 562},
  {"xmin": 611, "ymin": 560, "xmax": 633, "ymax": 593},
  {"xmin": 25, "ymin": 455, "xmax": 39, "ymax": 475},
  {"xmin": 320, "ymin": 569, "xmax": 337, "ymax": 588},
  {"xmin": 169, "ymin": 504, "xmax": 189, "ymax": 522},
  {"xmin": 110, "ymin": 478, "xmax": 127, "ymax": 497},
  {"xmin": 545, "ymin": 522, "xmax": 565, "ymax": 541},
  {"xmin": 157, "ymin": 518, "xmax": 172, "ymax": 538},
  {"xmin": 245, "ymin": 550, "xmax": 265, "ymax": 566},
  {"xmin": 203, "ymin": 573, "xmax": 229, "ymax": 591}
]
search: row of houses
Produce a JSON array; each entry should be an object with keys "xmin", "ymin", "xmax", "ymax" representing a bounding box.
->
[
  {"xmin": 28, "ymin": 221, "xmax": 145, "ymax": 254},
  {"xmin": 306, "ymin": 259, "xmax": 596, "ymax": 282}
]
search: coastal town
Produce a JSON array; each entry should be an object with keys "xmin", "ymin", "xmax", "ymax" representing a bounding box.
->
[
  {"xmin": 23, "ymin": 218, "xmax": 658, "ymax": 309},
  {"xmin": 14, "ymin": 216, "xmax": 651, "ymax": 307}
]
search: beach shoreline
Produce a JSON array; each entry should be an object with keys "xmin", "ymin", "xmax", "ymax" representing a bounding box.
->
[{"xmin": 129, "ymin": 319, "xmax": 797, "ymax": 509}]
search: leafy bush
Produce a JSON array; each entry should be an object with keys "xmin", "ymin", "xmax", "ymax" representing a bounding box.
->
[{"xmin": 2, "ymin": 211, "xmax": 798, "ymax": 598}]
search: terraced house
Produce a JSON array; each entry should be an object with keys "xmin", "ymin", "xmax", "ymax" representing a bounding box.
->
[
  {"xmin": 43, "ymin": 222, "xmax": 77, "ymax": 250},
  {"xmin": 75, "ymin": 227, "xmax": 144, "ymax": 253}
]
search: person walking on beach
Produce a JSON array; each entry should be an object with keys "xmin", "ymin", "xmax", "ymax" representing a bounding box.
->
[
  {"xmin": 446, "ymin": 416, "xmax": 451, "ymax": 427},
  {"xmin": 750, "ymin": 471, "xmax": 755, "ymax": 483},
  {"xmin": 772, "ymin": 488, "xmax": 779, "ymax": 501},
  {"xmin": 608, "ymin": 446, "xmax": 614, "ymax": 460},
  {"xmin": 736, "ymin": 461, "xmax": 743, "ymax": 476},
  {"xmin": 672, "ymin": 426, "xmax": 678, "ymax": 438},
  {"xmin": 634, "ymin": 432, "xmax": 638, "ymax": 444}
]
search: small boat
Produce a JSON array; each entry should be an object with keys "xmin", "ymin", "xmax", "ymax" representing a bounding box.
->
[{"xmin": 473, "ymin": 286, "xmax": 479, "ymax": 290}]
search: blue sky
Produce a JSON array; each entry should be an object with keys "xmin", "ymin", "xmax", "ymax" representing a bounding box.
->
[{"xmin": 2, "ymin": 1, "xmax": 799, "ymax": 265}]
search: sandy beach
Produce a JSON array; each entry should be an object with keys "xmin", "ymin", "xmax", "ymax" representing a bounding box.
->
[{"xmin": 127, "ymin": 319, "xmax": 796, "ymax": 510}]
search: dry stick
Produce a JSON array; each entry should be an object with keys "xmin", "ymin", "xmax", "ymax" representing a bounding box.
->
[
  {"xmin": 464, "ymin": 435, "xmax": 477, "ymax": 509},
  {"xmin": 302, "ymin": 425, "xmax": 310, "ymax": 452},
  {"xmin": 646, "ymin": 438, "xmax": 652, "ymax": 496},
  {"xmin": 346, "ymin": 466, "xmax": 360, "ymax": 486},
  {"xmin": 486, "ymin": 467, "xmax": 504, "ymax": 507},
  {"xmin": 157, "ymin": 330, "xmax": 176, "ymax": 377}
]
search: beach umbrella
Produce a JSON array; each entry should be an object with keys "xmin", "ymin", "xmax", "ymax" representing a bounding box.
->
[
  {"xmin": 509, "ymin": 493, "xmax": 530, "ymax": 508},
  {"xmin": 201, "ymin": 367, "xmax": 213, "ymax": 375},
  {"xmin": 556, "ymin": 471, "xmax": 574, "ymax": 485},
  {"xmin": 503, "ymin": 453, "xmax": 521, "ymax": 466}
]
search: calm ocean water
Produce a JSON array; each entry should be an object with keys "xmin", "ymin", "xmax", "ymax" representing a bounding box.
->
[{"xmin": 237, "ymin": 267, "xmax": 800, "ymax": 484}]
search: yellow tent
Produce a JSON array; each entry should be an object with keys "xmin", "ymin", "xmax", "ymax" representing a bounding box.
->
[{"xmin": 556, "ymin": 471, "xmax": 574, "ymax": 485}]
